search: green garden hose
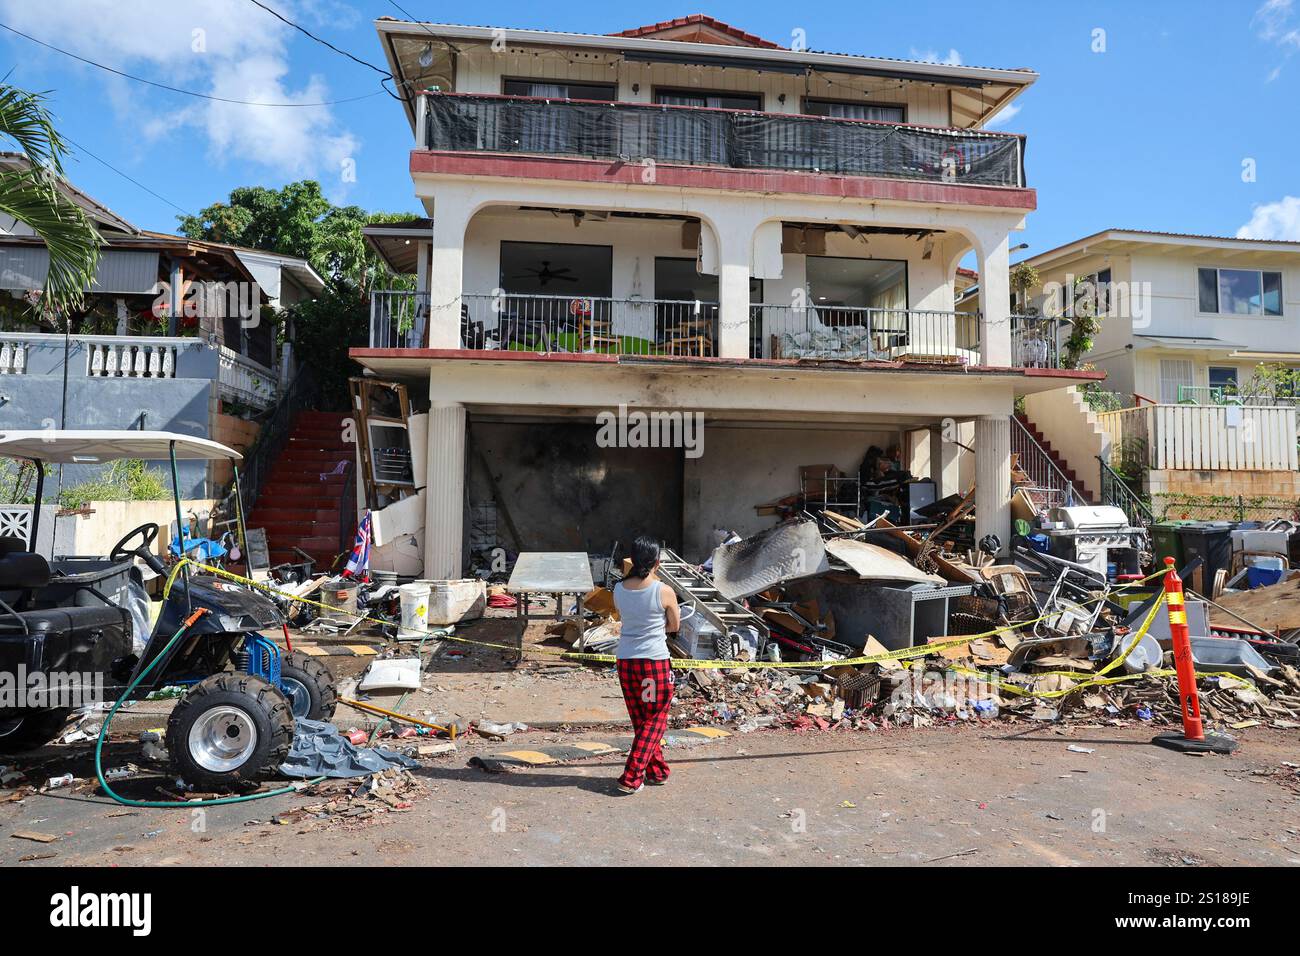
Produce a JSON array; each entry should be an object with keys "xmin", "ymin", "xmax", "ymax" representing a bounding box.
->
[{"xmin": 94, "ymin": 608, "xmax": 324, "ymax": 808}]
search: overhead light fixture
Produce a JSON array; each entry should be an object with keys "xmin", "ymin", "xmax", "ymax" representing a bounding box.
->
[{"xmin": 418, "ymin": 43, "xmax": 434, "ymax": 68}]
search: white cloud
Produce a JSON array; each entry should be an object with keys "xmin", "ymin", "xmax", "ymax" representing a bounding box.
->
[
  {"xmin": 983, "ymin": 102, "xmax": 1021, "ymax": 129},
  {"xmin": 909, "ymin": 47, "xmax": 963, "ymax": 66},
  {"xmin": 1253, "ymin": 0, "xmax": 1300, "ymax": 80},
  {"xmin": 1237, "ymin": 196, "xmax": 1300, "ymax": 241},
  {"xmin": 1254, "ymin": 0, "xmax": 1300, "ymax": 46},
  {"xmin": 0, "ymin": 0, "xmax": 360, "ymax": 184}
]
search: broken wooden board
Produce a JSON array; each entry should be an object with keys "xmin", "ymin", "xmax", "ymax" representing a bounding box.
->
[
  {"xmin": 824, "ymin": 538, "xmax": 945, "ymax": 585},
  {"xmin": 869, "ymin": 517, "xmax": 983, "ymax": 585}
]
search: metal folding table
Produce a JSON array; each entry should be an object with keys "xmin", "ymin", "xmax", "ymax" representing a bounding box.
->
[{"xmin": 505, "ymin": 552, "xmax": 594, "ymax": 664}]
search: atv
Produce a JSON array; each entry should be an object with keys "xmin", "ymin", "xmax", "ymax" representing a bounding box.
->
[{"xmin": 0, "ymin": 430, "xmax": 337, "ymax": 790}]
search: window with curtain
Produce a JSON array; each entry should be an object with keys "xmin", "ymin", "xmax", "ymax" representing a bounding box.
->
[
  {"xmin": 1159, "ymin": 359, "xmax": 1195, "ymax": 404},
  {"xmin": 803, "ymin": 99, "xmax": 905, "ymax": 123},
  {"xmin": 654, "ymin": 89, "xmax": 761, "ymax": 164}
]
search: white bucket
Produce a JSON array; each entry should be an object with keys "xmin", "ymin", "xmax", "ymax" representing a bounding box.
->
[{"xmin": 398, "ymin": 581, "xmax": 431, "ymax": 638}]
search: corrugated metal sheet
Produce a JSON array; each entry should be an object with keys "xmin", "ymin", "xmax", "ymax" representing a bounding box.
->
[
  {"xmin": 91, "ymin": 249, "xmax": 161, "ymax": 293},
  {"xmin": 0, "ymin": 246, "xmax": 160, "ymax": 294}
]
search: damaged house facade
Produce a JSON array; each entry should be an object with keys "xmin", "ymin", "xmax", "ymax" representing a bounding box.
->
[{"xmin": 353, "ymin": 15, "xmax": 1103, "ymax": 578}]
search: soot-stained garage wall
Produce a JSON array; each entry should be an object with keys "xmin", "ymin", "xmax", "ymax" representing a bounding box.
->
[
  {"xmin": 468, "ymin": 419, "xmax": 683, "ymax": 557},
  {"xmin": 682, "ymin": 423, "xmax": 899, "ymax": 560}
]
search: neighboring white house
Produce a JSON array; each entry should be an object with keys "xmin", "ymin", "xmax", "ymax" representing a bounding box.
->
[
  {"xmin": 352, "ymin": 14, "xmax": 1099, "ymax": 576},
  {"xmin": 1019, "ymin": 229, "xmax": 1300, "ymax": 509}
]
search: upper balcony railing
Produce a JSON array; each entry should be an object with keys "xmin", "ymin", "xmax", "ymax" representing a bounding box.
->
[
  {"xmin": 419, "ymin": 92, "xmax": 1027, "ymax": 189},
  {"xmin": 370, "ymin": 290, "xmax": 1060, "ymax": 369}
]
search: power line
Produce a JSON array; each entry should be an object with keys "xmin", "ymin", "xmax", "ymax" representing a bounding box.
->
[
  {"xmin": 245, "ymin": 0, "xmax": 392, "ymax": 78},
  {"xmin": 62, "ymin": 133, "xmax": 193, "ymax": 218},
  {"xmin": 0, "ymin": 21, "xmax": 386, "ymax": 107}
]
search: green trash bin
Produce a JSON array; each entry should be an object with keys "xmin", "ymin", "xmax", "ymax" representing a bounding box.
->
[{"xmin": 1152, "ymin": 521, "xmax": 1193, "ymax": 567}]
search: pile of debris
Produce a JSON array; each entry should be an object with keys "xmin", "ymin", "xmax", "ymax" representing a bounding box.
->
[
  {"xmin": 275, "ymin": 768, "xmax": 429, "ymax": 830},
  {"xmin": 621, "ymin": 500, "xmax": 1300, "ymax": 735}
]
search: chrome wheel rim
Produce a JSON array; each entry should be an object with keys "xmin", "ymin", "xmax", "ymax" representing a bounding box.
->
[
  {"xmin": 188, "ymin": 706, "xmax": 257, "ymax": 772},
  {"xmin": 280, "ymin": 677, "xmax": 311, "ymax": 718}
]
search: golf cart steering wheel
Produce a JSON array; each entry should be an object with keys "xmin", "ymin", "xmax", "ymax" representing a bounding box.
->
[{"xmin": 110, "ymin": 522, "xmax": 165, "ymax": 574}]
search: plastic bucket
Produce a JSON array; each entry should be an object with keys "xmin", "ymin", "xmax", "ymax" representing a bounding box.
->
[{"xmin": 398, "ymin": 581, "xmax": 431, "ymax": 638}]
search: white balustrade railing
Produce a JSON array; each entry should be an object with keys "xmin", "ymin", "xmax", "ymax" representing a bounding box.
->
[
  {"xmin": 218, "ymin": 345, "xmax": 277, "ymax": 409},
  {"xmin": 0, "ymin": 337, "xmax": 27, "ymax": 374},
  {"xmin": 85, "ymin": 338, "xmax": 183, "ymax": 378},
  {"xmin": 0, "ymin": 332, "xmax": 197, "ymax": 379}
]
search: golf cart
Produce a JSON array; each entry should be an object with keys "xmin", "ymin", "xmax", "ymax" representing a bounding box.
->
[{"xmin": 0, "ymin": 430, "xmax": 337, "ymax": 790}]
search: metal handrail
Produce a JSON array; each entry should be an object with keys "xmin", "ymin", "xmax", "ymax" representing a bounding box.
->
[
  {"xmin": 1097, "ymin": 455, "xmax": 1154, "ymax": 528},
  {"xmin": 238, "ymin": 365, "xmax": 319, "ymax": 512},
  {"xmin": 1010, "ymin": 414, "xmax": 1082, "ymax": 509}
]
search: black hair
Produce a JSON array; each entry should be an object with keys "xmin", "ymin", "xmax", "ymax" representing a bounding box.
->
[{"xmin": 627, "ymin": 535, "xmax": 662, "ymax": 579}]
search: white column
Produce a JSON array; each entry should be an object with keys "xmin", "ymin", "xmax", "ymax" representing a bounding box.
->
[
  {"xmin": 976, "ymin": 231, "xmax": 1012, "ymax": 367},
  {"xmin": 974, "ymin": 415, "xmax": 1011, "ymax": 555},
  {"xmin": 423, "ymin": 399, "xmax": 466, "ymax": 579},
  {"xmin": 698, "ymin": 207, "xmax": 765, "ymax": 359},
  {"xmin": 929, "ymin": 421, "xmax": 961, "ymax": 498},
  {"xmin": 427, "ymin": 192, "xmax": 475, "ymax": 349},
  {"xmin": 717, "ymin": 257, "xmax": 751, "ymax": 358}
]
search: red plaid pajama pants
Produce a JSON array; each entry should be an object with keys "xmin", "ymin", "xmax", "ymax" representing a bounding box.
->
[{"xmin": 616, "ymin": 658, "xmax": 674, "ymax": 789}]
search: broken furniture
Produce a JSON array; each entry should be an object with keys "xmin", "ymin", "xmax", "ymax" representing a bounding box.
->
[
  {"xmin": 860, "ymin": 581, "xmax": 975, "ymax": 651},
  {"xmin": 504, "ymin": 551, "xmax": 594, "ymax": 663}
]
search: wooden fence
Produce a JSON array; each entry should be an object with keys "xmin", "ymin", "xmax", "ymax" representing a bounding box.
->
[{"xmin": 1097, "ymin": 404, "xmax": 1298, "ymax": 472}]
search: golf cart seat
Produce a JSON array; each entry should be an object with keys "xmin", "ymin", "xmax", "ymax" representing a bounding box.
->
[
  {"xmin": 0, "ymin": 538, "xmax": 134, "ymax": 684},
  {"xmin": 0, "ymin": 537, "xmax": 132, "ymax": 625}
]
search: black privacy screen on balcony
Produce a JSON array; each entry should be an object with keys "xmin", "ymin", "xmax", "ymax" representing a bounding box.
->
[{"xmin": 425, "ymin": 94, "xmax": 1025, "ymax": 188}]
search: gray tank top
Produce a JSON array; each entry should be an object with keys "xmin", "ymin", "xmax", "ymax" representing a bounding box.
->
[{"xmin": 613, "ymin": 579, "xmax": 670, "ymax": 660}]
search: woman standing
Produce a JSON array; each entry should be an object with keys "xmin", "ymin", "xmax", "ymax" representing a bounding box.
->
[{"xmin": 611, "ymin": 536, "xmax": 680, "ymax": 794}]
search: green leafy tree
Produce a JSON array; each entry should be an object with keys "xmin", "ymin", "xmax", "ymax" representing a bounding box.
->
[
  {"xmin": 179, "ymin": 181, "xmax": 418, "ymax": 408},
  {"xmin": 0, "ymin": 84, "xmax": 102, "ymax": 316},
  {"xmin": 178, "ymin": 180, "xmax": 413, "ymax": 291}
]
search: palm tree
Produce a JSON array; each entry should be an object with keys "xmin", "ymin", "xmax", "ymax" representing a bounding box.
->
[{"xmin": 0, "ymin": 84, "xmax": 101, "ymax": 317}]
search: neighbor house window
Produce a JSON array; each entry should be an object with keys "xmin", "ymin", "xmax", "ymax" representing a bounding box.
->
[
  {"xmin": 803, "ymin": 99, "xmax": 905, "ymax": 123},
  {"xmin": 1059, "ymin": 269, "xmax": 1111, "ymax": 318},
  {"xmin": 1208, "ymin": 366, "xmax": 1238, "ymax": 401},
  {"xmin": 1159, "ymin": 358, "xmax": 1194, "ymax": 404},
  {"xmin": 1197, "ymin": 267, "xmax": 1283, "ymax": 316}
]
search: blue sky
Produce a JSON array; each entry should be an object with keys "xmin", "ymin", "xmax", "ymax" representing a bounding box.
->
[{"xmin": 2, "ymin": 0, "xmax": 1298, "ymax": 258}]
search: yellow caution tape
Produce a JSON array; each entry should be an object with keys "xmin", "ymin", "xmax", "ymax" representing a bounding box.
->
[{"xmin": 161, "ymin": 560, "xmax": 1186, "ymax": 686}]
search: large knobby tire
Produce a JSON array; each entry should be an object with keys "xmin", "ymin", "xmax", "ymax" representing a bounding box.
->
[
  {"xmin": 167, "ymin": 674, "xmax": 293, "ymax": 791},
  {"xmin": 278, "ymin": 651, "xmax": 337, "ymax": 721},
  {"xmin": 0, "ymin": 708, "xmax": 72, "ymax": 753}
]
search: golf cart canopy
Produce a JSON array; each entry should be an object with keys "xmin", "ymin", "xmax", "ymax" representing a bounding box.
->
[{"xmin": 0, "ymin": 430, "xmax": 242, "ymax": 463}]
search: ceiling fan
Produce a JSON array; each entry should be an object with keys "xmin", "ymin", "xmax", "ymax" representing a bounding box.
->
[{"xmin": 511, "ymin": 261, "xmax": 578, "ymax": 287}]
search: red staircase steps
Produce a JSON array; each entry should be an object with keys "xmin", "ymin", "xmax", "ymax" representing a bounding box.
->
[
  {"xmin": 246, "ymin": 411, "xmax": 354, "ymax": 569},
  {"xmin": 1014, "ymin": 413, "xmax": 1094, "ymax": 504}
]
